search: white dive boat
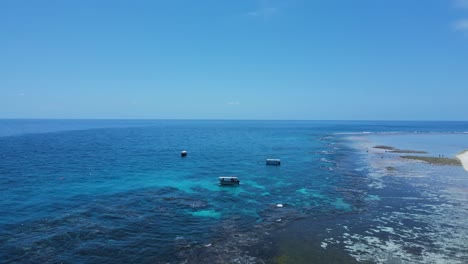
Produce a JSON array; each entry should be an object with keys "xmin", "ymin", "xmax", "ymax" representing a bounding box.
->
[{"xmin": 219, "ymin": 176, "xmax": 240, "ymax": 186}]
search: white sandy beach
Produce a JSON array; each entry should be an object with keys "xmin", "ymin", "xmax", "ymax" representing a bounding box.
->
[{"xmin": 456, "ymin": 150, "xmax": 468, "ymax": 171}]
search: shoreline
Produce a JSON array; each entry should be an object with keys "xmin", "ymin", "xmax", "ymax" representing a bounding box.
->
[
  {"xmin": 456, "ymin": 150, "xmax": 468, "ymax": 171},
  {"xmin": 347, "ymin": 135, "xmax": 468, "ymax": 181}
]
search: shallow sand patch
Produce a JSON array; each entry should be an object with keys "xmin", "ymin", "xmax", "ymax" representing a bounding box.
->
[
  {"xmin": 456, "ymin": 150, "xmax": 468, "ymax": 171},
  {"xmin": 373, "ymin": 145, "xmax": 428, "ymax": 154},
  {"xmin": 400, "ymin": 156, "xmax": 462, "ymax": 166}
]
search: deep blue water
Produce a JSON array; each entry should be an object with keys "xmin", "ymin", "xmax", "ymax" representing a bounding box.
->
[{"xmin": 1, "ymin": 120, "xmax": 468, "ymax": 263}]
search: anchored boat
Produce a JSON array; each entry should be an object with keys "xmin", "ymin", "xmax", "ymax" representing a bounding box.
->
[
  {"xmin": 219, "ymin": 176, "xmax": 240, "ymax": 186},
  {"xmin": 266, "ymin": 159, "xmax": 281, "ymax": 165}
]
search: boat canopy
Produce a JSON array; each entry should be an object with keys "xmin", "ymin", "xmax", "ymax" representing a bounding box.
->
[
  {"xmin": 266, "ymin": 159, "xmax": 281, "ymax": 165},
  {"xmin": 219, "ymin": 176, "xmax": 239, "ymax": 181}
]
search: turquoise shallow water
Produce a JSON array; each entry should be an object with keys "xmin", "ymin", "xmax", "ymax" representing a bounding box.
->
[{"xmin": 1, "ymin": 120, "xmax": 468, "ymax": 263}]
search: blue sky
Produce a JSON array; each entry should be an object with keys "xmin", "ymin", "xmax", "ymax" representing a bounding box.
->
[{"xmin": 1, "ymin": 0, "xmax": 468, "ymax": 120}]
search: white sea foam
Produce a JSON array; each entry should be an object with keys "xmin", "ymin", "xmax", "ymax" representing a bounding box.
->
[
  {"xmin": 336, "ymin": 133, "xmax": 468, "ymax": 263},
  {"xmin": 456, "ymin": 150, "xmax": 468, "ymax": 171}
]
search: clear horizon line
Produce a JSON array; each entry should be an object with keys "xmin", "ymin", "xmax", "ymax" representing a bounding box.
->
[{"xmin": 1, "ymin": 118, "xmax": 467, "ymax": 122}]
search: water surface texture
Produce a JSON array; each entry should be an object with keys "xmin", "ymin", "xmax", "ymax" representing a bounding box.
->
[{"xmin": 1, "ymin": 120, "xmax": 467, "ymax": 263}]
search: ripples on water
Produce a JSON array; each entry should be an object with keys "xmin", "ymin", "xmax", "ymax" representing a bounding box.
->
[{"xmin": 1, "ymin": 120, "xmax": 468, "ymax": 263}]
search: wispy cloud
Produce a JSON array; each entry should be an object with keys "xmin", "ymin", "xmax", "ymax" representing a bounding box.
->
[
  {"xmin": 454, "ymin": 19, "xmax": 468, "ymax": 32},
  {"xmin": 452, "ymin": 1, "xmax": 468, "ymax": 35},
  {"xmin": 247, "ymin": 7, "xmax": 278, "ymax": 18},
  {"xmin": 455, "ymin": 0, "xmax": 468, "ymax": 8},
  {"xmin": 245, "ymin": 0, "xmax": 279, "ymax": 20},
  {"xmin": 227, "ymin": 101, "xmax": 240, "ymax": 105}
]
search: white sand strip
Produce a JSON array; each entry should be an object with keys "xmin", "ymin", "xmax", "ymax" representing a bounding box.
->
[{"xmin": 456, "ymin": 150, "xmax": 468, "ymax": 171}]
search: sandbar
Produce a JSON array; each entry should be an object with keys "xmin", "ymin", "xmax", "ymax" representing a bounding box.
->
[
  {"xmin": 401, "ymin": 156, "xmax": 462, "ymax": 166},
  {"xmin": 373, "ymin": 145, "xmax": 428, "ymax": 154}
]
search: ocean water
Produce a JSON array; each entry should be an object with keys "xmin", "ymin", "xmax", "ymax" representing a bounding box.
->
[{"xmin": 1, "ymin": 120, "xmax": 468, "ymax": 263}]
